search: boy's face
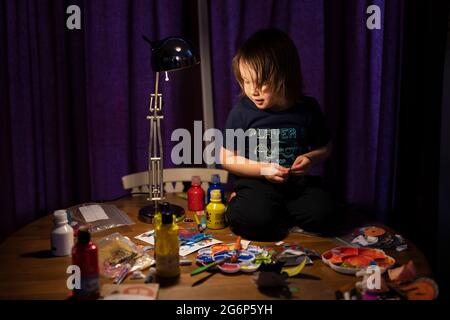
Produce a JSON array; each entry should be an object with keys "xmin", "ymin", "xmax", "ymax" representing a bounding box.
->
[{"xmin": 239, "ymin": 62, "xmax": 283, "ymax": 110}]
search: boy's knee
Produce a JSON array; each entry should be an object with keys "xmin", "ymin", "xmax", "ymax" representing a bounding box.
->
[
  {"xmin": 228, "ymin": 221, "xmax": 287, "ymax": 242},
  {"xmin": 301, "ymin": 205, "xmax": 338, "ymax": 234},
  {"xmin": 226, "ymin": 197, "xmax": 286, "ymax": 241},
  {"xmin": 226, "ymin": 196, "xmax": 274, "ymax": 228}
]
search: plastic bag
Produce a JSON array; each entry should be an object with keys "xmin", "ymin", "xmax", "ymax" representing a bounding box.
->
[
  {"xmin": 67, "ymin": 202, "xmax": 134, "ymax": 234},
  {"xmin": 96, "ymin": 233, "xmax": 155, "ymax": 279}
]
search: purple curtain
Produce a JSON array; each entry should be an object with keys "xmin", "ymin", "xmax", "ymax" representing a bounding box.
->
[
  {"xmin": 0, "ymin": 0, "xmax": 203, "ymax": 240},
  {"xmin": 323, "ymin": 0, "xmax": 404, "ymax": 222}
]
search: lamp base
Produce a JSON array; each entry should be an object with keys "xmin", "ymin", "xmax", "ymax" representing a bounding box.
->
[{"xmin": 138, "ymin": 203, "xmax": 185, "ymax": 224}]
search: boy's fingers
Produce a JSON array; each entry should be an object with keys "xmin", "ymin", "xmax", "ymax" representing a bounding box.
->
[
  {"xmin": 271, "ymin": 176, "xmax": 284, "ymax": 183},
  {"xmin": 274, "ymin": 173, "xmax": 289, "ymax": 182},
  {"xmin": 291, "ymin": 164, "xmax": 304, "ymax": 171},
  {"xmin": 292, "ymin": 159, "xmax": 311, "ymax": 171},
  {"xmin": 276, "ymin": 170, "xmax": 289, "ymax": 178}
]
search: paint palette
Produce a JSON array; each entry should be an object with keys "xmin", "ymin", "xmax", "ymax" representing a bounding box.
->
[
  {"xmin": 195, "ymin": 244, "xmax": 265, "ymax": 274},
  {"xmin": 322, "ymin": 246, "xmax": 395, "ymax": 275}
]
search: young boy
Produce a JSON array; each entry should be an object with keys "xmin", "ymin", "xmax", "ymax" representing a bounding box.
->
[{"xmin": 220, "ymin": 28, "xmax": 336, "ymax": 241}]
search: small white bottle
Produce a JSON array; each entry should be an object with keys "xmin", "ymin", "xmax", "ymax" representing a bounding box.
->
[{"xmin": 51, "ymin": 210, "xmax": 74, "ymax": 256}]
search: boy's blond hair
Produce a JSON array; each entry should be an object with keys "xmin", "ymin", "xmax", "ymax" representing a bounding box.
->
[{"xmin": 232, "ymin": 28, "xmax": 304, "ymax": 104}]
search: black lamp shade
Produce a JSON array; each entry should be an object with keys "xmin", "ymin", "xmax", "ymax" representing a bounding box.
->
[{"xmin": 150, "ymin": 37, "xmax": 200, "ymax": 72}]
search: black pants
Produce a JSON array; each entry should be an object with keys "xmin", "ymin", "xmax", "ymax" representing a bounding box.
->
[{"xmin": 226, "ymin": 175, "xmax": 337, "ymax": 241}]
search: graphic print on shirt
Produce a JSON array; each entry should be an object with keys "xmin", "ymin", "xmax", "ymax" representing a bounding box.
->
[{"xmin": 247, "ymin": 128, "xmax": 300, "ymax": 168}]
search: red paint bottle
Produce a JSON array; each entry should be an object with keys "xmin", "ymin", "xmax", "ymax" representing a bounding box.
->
[
  {"xmin": 187, "ymin": 176, "xmax": 205, "ymax": 211},
  {"xmin": 71, "ymin": 227, "xmax": 99, "ymax": 300}
]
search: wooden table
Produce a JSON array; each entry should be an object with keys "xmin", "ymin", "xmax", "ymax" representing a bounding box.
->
[{"xmin": 0, "ymin": 194, "xmax": 431, "ymax": 300}]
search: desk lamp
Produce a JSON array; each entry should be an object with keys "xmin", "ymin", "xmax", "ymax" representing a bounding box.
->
[{"xmin": 139, "ymin": 35, "xmax": 200, "ymax": 223}]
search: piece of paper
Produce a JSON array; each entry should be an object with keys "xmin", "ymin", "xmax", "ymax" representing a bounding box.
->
[
  {"xmin": 135, "ymin": 230, "xmax": 155, "ymax": 245},
  {"xmin": 241, "ymin": 240, "xmax": 251, "ymax": 249},
  {"xmin": 79, "ymin": 205, "xmax": 109, "ymax": 222},
  {"xmin": 282, "ymin": 249, "xmax": 305, "ymax": 256},
  {"xmin": 135, "ymin": 230, "xmax": 222, "ymax": 257},
  {"xmin": 396, "ymin": 244, "xmax": 408, "ymax": 252},
  {"xmin": 366, "ymin": 236, "xmax": 379, "ymax": 244},
  {"xmin": 351, "ymin": 235, "xmax": 369, "ymax": 246},
  {"xmin": 179, "ymin": 238, "xmax": 222, "ymax": 257},
  {"xmin": 101, "ymin": 284, "xmax": 159, "ymax": 300},
  {"xmin": 388, "ymin": 260, "xmax": 417, "ymax": 284}
]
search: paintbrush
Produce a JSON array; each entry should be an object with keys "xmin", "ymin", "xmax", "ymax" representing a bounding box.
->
[
  {"xmin": 190, "ymin": 256, "xmax": 231, "ymax": 276},
  {"xmin": 231, "ymin": 236, "xmax": 242, "ymax": 263},
  {"xmin": 192, "ymin": 271, "xmax": 217, "ymax": 287}
]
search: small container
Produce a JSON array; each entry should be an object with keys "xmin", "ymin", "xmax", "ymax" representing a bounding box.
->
[
  {"xmin": 206, "ymin": 189, "xmax": 226, "ymax": 229},
  {"xmin": 71, "ymin": 227, "xmax": 99, "ymax": 300},
  {"xmin": 155, "ymin": 210, "xmax": 180, "ymax": 278},
  {"xmin": 51, "ymin": 210, "xmax": 74, "ymax": 257},
  {"xmin": 187, "ymin": 176, "xmax": 205, "ymax": 211},
  {"xmin": 218, "ymin": 263, "xmax": 240, "ymax": 274},
  {"xmin": 240, "ymin": 263, "xmax": 260, "ymax": 273}
]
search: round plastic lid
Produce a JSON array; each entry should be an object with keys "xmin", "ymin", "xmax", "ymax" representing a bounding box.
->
[
  {"xmin": 162, "ymin": 212, "xmax": 173, "ymax": 224},
  {"xmin": 211, "ymin": 174, "xmax": 220, "ymax": 184},
  {"xmin": 53, "ymin": 210, "xmax": 68, "ymax": 223},
  {"xmin": 160, "ymin": 202, "xmax": 170, "ymax": 214},
  {"xmin": 191, "ymin": 175, "xmax": 201, "ymax": 186}
]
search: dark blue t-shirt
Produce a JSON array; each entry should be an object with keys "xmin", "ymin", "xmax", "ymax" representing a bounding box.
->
[{"xmin": 223, "ymin": 96, "xmax": 331, "ymax": 168}]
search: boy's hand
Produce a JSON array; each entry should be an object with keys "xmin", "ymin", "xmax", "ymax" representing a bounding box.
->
[
  {"xmin": 261, "ymin": 164, "xmax": 290, "ymax": 184},
  {"xmin": 290, "ymin": 155, "xmax": 313, "ymax": 176}
]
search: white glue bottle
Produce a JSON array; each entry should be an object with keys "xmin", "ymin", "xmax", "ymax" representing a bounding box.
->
[{"xmin": 51, "ymin": 210, "xmax": 74, "ymax": 256}]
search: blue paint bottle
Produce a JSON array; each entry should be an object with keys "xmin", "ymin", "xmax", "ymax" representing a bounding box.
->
[{"xmin": 207, "ymin": 174, "xmax": 225, "ymax": 203}]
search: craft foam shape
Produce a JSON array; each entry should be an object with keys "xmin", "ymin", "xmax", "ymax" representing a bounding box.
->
[{"xmin": 282, "ymin": 255, "xmax": 307, "ymax": 277}]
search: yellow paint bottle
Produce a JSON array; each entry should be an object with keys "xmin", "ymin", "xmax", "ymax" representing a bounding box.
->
[
  {"xmin": 152, "ymin": 203, "xmax": 165, "ymax": 261},
  {"xmin": 206, "ymin": 190, "xmax": 226, "ymax": 229},
  {"xmin": 155, "ymin": 209, "xmax": 180, "ymax": 278}
]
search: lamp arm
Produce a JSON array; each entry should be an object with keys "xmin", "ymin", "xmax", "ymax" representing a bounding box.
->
[
  {"xmin": 147, "ymin": 72, "xmax": 165, "ymax": 211},
  {"xmin": 157, "ymin": 96, "xmax": 164, "ymax": 203}
]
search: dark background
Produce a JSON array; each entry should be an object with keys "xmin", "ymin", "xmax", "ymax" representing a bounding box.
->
[{"xmin": 1, "ymin": 0, "xmax": 449, "ymax": 299}]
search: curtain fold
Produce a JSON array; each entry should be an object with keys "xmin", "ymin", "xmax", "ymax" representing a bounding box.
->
[{"xmin": 323, "ymin": 0, "xmax": 404, "ymax": 221}]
